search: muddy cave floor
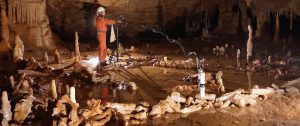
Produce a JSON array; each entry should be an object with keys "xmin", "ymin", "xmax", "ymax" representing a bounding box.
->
[{"xmin": 2, "ymin": 40, "xmax": 300, "ymax": 126}]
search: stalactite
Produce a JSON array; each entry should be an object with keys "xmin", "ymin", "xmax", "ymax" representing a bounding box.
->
[
  {"xmin": 8, "ymin": 0, "xmax": 45, "ymax": 25},
  {"xmin": 1, "ymin": 0, "xmax": 10, "ymax": 42},
  {"xmin": 245, "ymin": 0, "xmax": 251, "ymax": 7},
  {"xmin": 273, "ymin": 12, "xmax": 280, "ymax": 41},
  {"xmin": 289, "ymin": 12, "xmax": 293, "ymax": 31},
  {"xmin": 255, "ymin": 12, "xmax": 265, "ymax": 37}
]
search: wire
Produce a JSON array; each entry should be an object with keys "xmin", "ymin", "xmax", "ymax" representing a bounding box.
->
[{"xmin": 141, "ymin": 25, "xmax": 205, "ymax": 70}]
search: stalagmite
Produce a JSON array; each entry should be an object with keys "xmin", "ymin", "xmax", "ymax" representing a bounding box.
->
[
  {"xmin": 237, "ymin": 49, "xmax": 241, "ymax": 59},
  {"xmin": 246, "ymin": 25, "xmax": 253, "ymax": 63},
  {"xmin": 111, "ymin": 103, "xmax": 137, "ymax": 114},
  {"xmin": 13, "ymin": 35, "xmax": 24, "ymax": 62},
  {"xmin": 216, "ymin": 71, "xmax": 225, "ymax": 93},
  {"xmin": 195, "ymin": 93, "xmax": 216, "ymax": 101},
  {"xmin": 250, "ymin": 88, "xmax": 275, "ymax": 95},
  {"xmin": 68, "ymin": 102, "xmax": 81, "ymax": 125},
  {"xmin": 1, "ymin": 91, "xmax": 12, "ymax": 126},
  {"xmin": 57, "ymin": 83, "xmax": 62, "ymax": 97},
  {"xmin": 215, "ymin": 89, "xmax": 244, "ymax": 102},
  {"xmin": 220, "ymin": 100, "xmax": 231, "ymax": 108},
  {"xmin": 18, "ymin": 70, "xmax": 49, "ymax": 76},
  {"xmin": 268, "ymin": 55, "xmax": 272, "ymax": 64},
  {"xmin": 70, "ymin": 87, "xmax": 76, "ymax": 103},
  {"xmin": 75, "ymin": 31, "xmax": 81, "ymax": 62},
  {"xmin": 52, "ymin": 98, "xmax": 67, "ymax": 116},
  {"xmin": 54, "ymin": 49, "xmax": 61, "ymax": 64},
  {"xmin": 219, "ymin": 46, "xmax": 225, "ymax": 56},
  {"xmin": 51, "ymin": 80, "xmax": 57, "ymax": 99},
  {"xmin": 237, "ymin": 49, "xmax": 241, "ymax": 68},
  {"xmin": 43, "ymin": 52, "xmax": 49, "ymax": 64},
  {"xmin": 181, "ymin": 104, "xmax": 202, "ymax": 113},
  {"xmin": 287, "ymin": 50, "xmax": 292, "ymax": 57},
  {"xmin": 65, "ymin": 85, "xmax": 70, "ymax": 94},
  {"xmin": 10, "ymin": 76, "xmax": 15, "ymax": 88},
  {"xmin": 247, "ymin": 71, "xmax": 253, "ymax": 90},
  {"xmin": 14, "ymin": 95, "xmax": 35, "ymax": 123},
  {"xmin": 231, "ymin": 94, "xmax": 257, "ymax": 107}
]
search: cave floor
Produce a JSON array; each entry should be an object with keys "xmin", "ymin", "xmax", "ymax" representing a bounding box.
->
[{"xmin": 2, "ymin": 40, "xmax": 300, "ymax": 126}]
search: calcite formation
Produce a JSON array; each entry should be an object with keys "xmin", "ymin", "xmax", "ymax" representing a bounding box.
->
[{"xmin": 7, "ymin": 0, "xmax": 57, "ymax": 50}]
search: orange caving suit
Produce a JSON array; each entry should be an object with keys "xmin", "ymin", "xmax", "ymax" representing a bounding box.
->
[
  {"xmin": 96, "ymin": 16, "xmax": 115, "ymax": 103},
  {"xmin": 96, "ymin": 16, "xmax": 116, "ymax": 63}
]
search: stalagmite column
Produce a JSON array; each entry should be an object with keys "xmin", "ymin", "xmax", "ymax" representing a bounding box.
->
[
  {"xmin": 273, "ymin": 13, "xmax": 280, "ymax": 41},
  {"xmin": 13, "ymin": 35, "xmax": 24, "ymax": 62},
  {"xmin": 75, "ymin": 31, "xmax": 81, "ymax": 62},
  {"xmin": 246, "ymin": 25, "xmax": 253, "ymax": 63}
]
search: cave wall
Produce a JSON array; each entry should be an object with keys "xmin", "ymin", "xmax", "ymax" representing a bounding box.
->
[{"xmin": 46, "ymin": 0, "xmax": 300, "ymax": 42}]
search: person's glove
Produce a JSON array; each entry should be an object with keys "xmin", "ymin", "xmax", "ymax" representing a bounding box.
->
[{"xmin": 116, "ymin": 20, "xmax": 122, "ymax": 24}]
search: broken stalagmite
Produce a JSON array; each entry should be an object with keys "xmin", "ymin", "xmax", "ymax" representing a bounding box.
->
[
  {"xmin": 43, "ymin": 52, "xmax": 49, "ymax": 64},
  {"xmin": 70, "ymin": 87, "xmax": 76, "ymax": 103},
  {"xmin": 54, "ymin": 49, "xmax": 61, "ymax": 64},
  {"xmin": 14, "ymin": 95, "xmax": 35, "ymax": 123},
  {"xmin": 51, "ymin": 80, "xmax": 57, "ymax": 99},
  {"xmin": 1, "ymin": 91, "xmax": 12, "ymax": 126},
  {"xmin": 13, "ymin": 35, "xmax": 24, "ymax": 62}
]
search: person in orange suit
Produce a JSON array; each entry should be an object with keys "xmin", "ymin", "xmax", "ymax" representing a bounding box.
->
[
  {"xmin": 96, "ymin": 7, "xmax": 119, "ymax": 66},
  {"xmin": 96, "ymin": 7, "xmax": 119, "ymax": 103}
]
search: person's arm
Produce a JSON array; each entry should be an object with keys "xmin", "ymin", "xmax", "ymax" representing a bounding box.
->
[{"xmin": 104, "ymin": 19, "xmax": 116, "ymax": 25}]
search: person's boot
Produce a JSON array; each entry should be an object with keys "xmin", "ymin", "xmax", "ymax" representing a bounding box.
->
[{"xmin": 96, "ymin": 64, "xmax": 102, "ymax": 72}]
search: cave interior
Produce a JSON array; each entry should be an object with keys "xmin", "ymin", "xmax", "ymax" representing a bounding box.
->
[{"xmin": 1, "ymin": 0, "xmax": 300, "ymax": 126}]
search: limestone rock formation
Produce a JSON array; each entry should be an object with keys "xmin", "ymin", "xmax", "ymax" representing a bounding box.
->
[
  {"xmin": 45, "ymin": 0, "xmax": 300, "ymax": 41},
  {"xmin": 8, "ymin": 0, "xmax": 57, "ymax": 50},
  {"xmin": 0, "ymin": 5, "xmax": 12, "ymax": 54},
  {"xmin": 246, "ymin": 25, "xmax": 253, "ymax": 63},
  {"xmin": 13, "ymin": 35, "xmax": 24, "ymax": 62}
]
